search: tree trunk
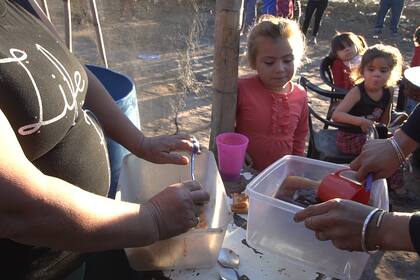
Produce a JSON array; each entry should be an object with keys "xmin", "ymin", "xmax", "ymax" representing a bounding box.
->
[{"xmin": 209, "ymin": 0, "xmax": 242, "ymax": 152}]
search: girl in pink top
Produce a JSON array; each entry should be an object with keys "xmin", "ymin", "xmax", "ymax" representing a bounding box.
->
[{"xmin": 236, "ymin": 15, "xmax": 308, "ymax": 171}]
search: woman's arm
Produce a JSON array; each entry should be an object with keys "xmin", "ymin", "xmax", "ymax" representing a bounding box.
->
[
  {"xmin": 0, "ymin": 109, "xmax": 207, "ymax": 251},
  {"xmin": 83, "ymin": 69, "xmax": 193, "ymax": 164},
  {"xmin": 294, "ymin": 199, "xmax": 415, "ymax": 252},
  {"xmin": 332, "ymin": 87, "xmax": 372, "ymax": 131}
]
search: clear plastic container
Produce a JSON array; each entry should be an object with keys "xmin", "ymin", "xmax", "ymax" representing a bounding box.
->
[
  {"xmin": 245, "ymin": 155, "xmax": 389, "ymax": 280},
  {"xmin": 116, "ymin": 151, "xmax": 231, "ymax": 271}
]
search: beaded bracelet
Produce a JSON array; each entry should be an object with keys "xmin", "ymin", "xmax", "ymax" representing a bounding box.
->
[{"xmin": 361, "ymin": 208, "xmax": 383, "ymax": 254}]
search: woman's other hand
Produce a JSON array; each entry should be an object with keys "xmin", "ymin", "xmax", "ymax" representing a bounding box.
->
[
  {"xmin": 137, "ymin": 134, "xmax": 196, "ymax": 165},
  {"xmin": 294, "ymin": 199, "xmax": 374, "ymax": 251},
  {"xmin": 143, "ymin": 180, "xmax": 210, "ymax": 241}
]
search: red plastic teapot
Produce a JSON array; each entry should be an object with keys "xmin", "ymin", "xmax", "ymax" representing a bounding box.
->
[{"xmin": 317, "ymin": 169, "xmax": 370, "ymax": 205}]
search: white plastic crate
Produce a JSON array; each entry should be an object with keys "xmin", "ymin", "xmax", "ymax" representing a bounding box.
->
[
  {"xmin": 116, "ymin": 151, "xmax": 231, "ymax": 271},
  {"xmin": 245, "ymin": 155, "xmax": 389, "ymax": 280}
]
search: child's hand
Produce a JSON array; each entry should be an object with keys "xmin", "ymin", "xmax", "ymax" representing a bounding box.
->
[{"xmin": 359, "ymin": 118, "xmax": 374, "ymax": 133}]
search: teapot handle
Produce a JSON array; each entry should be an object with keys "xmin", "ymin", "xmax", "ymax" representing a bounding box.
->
[{"xmin": 333, "ymin": 168, "xmax": 363, "ymax": 186}]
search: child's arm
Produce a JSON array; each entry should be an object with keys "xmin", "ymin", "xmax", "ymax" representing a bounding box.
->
[
  {"xmin": 292, "ymin": 94, "xmax": 309, "ymax": 156},
  {"xmin": 379, "ymin": 89, "xmax": 393, "ymax": 126},
  {"xmin": 332, "ymin": 87, "xmax": 374, "ymax": 132}
]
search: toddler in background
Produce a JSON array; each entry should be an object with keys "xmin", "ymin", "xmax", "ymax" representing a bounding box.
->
[
  {"xmin": 405, "ymin": 26, "xmax": 420, "ymax": 113},
  {"xmin": 236, "ymin": 15, "xmax": 308, "ymax": 171},
  {"xmin": 329, "ymin": 32, "xmax": 368, "ymax": 90},
  {"xmin": 332, "ymin": 44, "xmax": 408, "ymax": 196}
]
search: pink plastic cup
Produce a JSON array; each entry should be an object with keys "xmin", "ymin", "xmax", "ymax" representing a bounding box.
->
[{"xmin": 216, "ymin": 132, "xmax": 249, "ymax": 182}]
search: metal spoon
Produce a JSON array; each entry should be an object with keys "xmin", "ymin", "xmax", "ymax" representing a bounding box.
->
[
  {"xmin": 218, "ymin": 248, "xmax": 240, "ymax": 268},
  {"xmin": 218, "ymin": 267, "xmax": 240, "ymax": 280},
  {"xmin": 218, "ymin": 248, "xmax": 241, "ymax": 280},
  {"xmin": 191, "ymin": 137, "xmax": 200, "ymax": 181}
]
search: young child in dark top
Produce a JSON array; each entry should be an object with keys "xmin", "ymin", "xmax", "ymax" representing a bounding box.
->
[
  {"xmin": 329, "ymin": 32, "xmax": 368, "ymax": 90},
  {"xmin": 332, "ymin": 44, "xmax": 408, "ymax": 196}
]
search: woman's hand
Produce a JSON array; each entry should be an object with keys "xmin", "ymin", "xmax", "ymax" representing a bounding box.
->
[
  {"xmin": 350, "ymin": 128, "xmax": 418, "ymax": 181},
  {"xmin": 137, "ymin": 134, "xmax": 195, "ymax": 165},
  {"xmin": 143, "ymin": 180, "xmax": 210, "ymax": 241},
  {"xmin": 294, "ymin": 199, "xmax": 415, "ymax": 252},
  {"xmin": 350, "ymin": 138, "xmax": 400, "ymax": 180},
  {"xmin": 294, "ymin": 199, "xmax": 375, "ymax": 251}
]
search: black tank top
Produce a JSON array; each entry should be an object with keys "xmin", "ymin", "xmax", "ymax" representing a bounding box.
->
[
  {"xmin": 348, "ymin": 82, "xmax": 391, "ymax": 122},
  {"xmin": 0, "ymin": 0, "xmax": 110, "ymax": 278}
]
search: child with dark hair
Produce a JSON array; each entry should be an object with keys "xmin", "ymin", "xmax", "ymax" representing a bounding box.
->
[
  {"xmin": 333, "ymin": 44, "xmax": 409, "ymax": 197},
  {"xmin": 329, "ymin": 32, "xmax": 368, "ymax": 90}
]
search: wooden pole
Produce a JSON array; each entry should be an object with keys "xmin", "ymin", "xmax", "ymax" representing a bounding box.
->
[
  {"xmin": 209, "ymin": 0, "xmax": 242, "ymax": 152},
  {"xmin": 89, "ymin": 0, "xmax": 108, "ymax": 68},
  {"xmin": 63, "ymin": 0, "xmax": 72, "ymax": 52}
]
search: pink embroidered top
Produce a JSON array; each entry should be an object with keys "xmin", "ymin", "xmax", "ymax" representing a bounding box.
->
[{"xmin": 236, "ymin": 75, "xmax": 309, "ymax": 171}]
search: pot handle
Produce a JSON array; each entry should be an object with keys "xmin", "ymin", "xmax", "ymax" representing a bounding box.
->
[{"xmin": 333, "ymin": 168, "xmax": 363, "ymax": 186}]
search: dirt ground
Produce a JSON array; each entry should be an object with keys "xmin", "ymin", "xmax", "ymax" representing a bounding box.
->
[{"xmin": 55, "ymin": 0, "xmax": 420, "ymax": 278}]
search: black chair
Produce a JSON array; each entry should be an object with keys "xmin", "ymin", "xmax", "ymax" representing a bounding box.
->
[
  {"xmin": 306, "ymin": 103, "xmax": 389, "ymax": 164},
  {"xmin": 319, "ymin": 56, "xmax": 348, "ymax": 95},
  {"xmin": 299, "ymin": 76, "xmax": 346, "ymax": 129},
  {"xmin": 307, "ymin": 103, "xmax": 359, "ymax": 163}
]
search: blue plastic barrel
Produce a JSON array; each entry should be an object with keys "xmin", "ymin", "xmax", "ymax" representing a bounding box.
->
[{"xmin": 86, "ymin": 65, "xmax": 141, "ymax": 199}]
